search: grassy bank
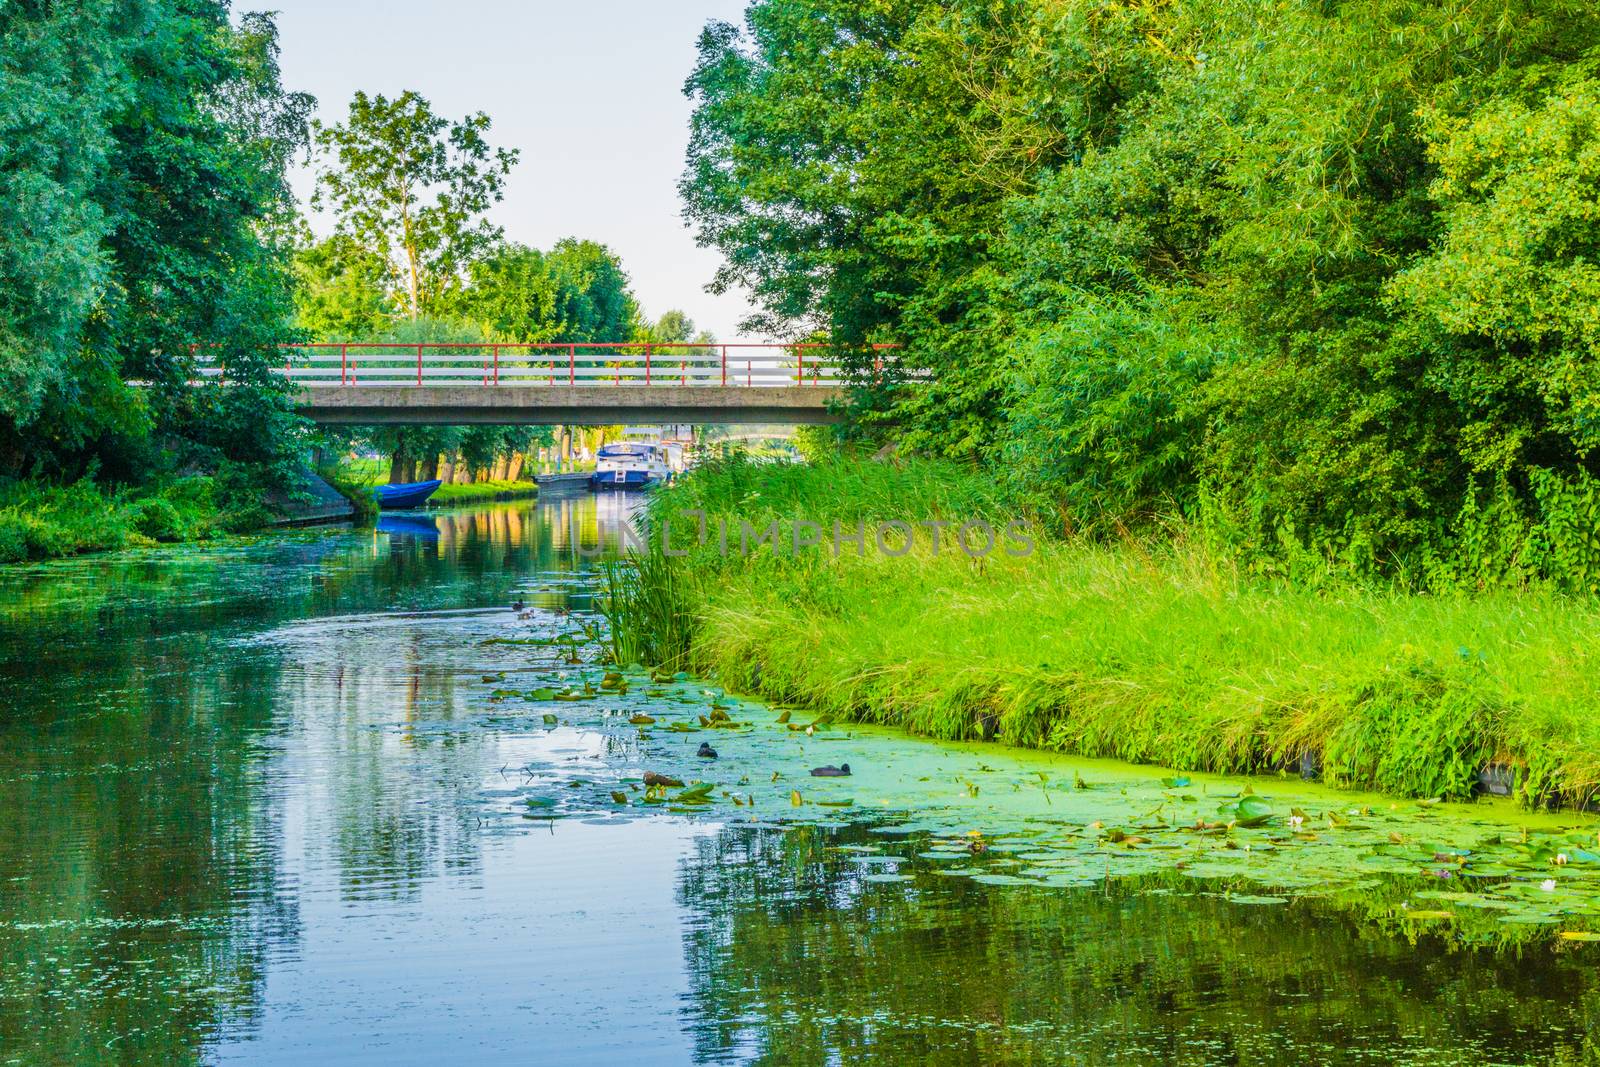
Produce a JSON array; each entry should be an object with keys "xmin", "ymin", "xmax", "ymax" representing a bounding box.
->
[
  {"xmin": 614, "ymin": 456, "xmax": 1600, "ymax": 809},
  {"xmin": 427, "ymin": 480, "xmax": 538, "ymax": 506},
  {"xmin": 0, "ymin": 475, "xmax": 271, "ymax": 564}
]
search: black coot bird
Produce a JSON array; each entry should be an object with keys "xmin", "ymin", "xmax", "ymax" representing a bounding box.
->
[
  {"xmin": 511, "ymin": 597, "xmax": 526, "ymax": 612},
  {"xmin": 697, "ymin": 742, "xmax": 718, "ymax": 759},
  {"xmin": 810, "ymin": 764, "xmax": 851, "ymax": 777}
]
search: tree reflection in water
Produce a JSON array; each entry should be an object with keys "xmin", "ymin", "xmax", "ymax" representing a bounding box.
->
[{"xmin": 675, "ymin": 823, "xmax": 1600, "ymax": 1065}]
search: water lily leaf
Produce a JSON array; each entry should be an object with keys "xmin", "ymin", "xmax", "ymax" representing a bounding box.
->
[
  {"xmin": 675, "ymin": 783, "xmax": 715, "ymax": 803},
  {"xmin": 1218, "ymin": 795, "xmax": 1274, "ymax": 827},
  {"xmin": 609, "ymin": 791, "xmax": 629, "ymax": 804}
]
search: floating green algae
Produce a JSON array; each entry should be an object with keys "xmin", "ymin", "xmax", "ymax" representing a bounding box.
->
[{"xmin": 439, "ymin": 628, "xmax": 1600, "ymax": 944}]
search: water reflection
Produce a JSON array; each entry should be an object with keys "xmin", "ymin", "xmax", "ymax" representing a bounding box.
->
[
  {"xmin": 375, "ymin": 514, "xmax": 440, "ymax": 540},
  {"xmin": 0, "ymin": 492, "xmax": 1594, "ymax": 1065},
  {"xmin": 676, "ymin": 825, "xmax": 1600, "ymax": 1065}
]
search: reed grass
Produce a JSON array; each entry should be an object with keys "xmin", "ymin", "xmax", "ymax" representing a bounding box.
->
[
  {"xmin": 599, "ymin": 543, "xmax": 698, "ymax": 671},
  {"xmin": 427, "ymin": 480, "xmax": 538, "ymax": 506}
]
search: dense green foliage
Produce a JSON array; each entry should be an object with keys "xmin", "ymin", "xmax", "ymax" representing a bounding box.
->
[
  {"xmin": 0, "ymin": 474, "xmax": 266, "ymax": 563},
  {"xmin": 0, "ymin": 2, "xmax": 312, "ymax": 490},
  {"xmin": 684, "ymin": 0, "xmax": 1600, "ymax": 583},
  {"xmin": 633, "ymin": 456, "xmax": 1600, "ymax": 807}
]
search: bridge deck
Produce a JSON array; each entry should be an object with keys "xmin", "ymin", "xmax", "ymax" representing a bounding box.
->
[
  {"xmin": 295, "ymin": 384, "xmax": 844, "ymax": 425},
  {"xmin": 245, "ymin": 342, "xmax": 885, "ymax": 424}
]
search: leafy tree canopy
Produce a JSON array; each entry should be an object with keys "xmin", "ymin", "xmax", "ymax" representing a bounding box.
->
[
  {"xmin": 0, "ymin": 2, "xmax": 314, "ymax": 487},
  {"xmin": 312, "ymin": 90, "xmax": 519, "ymax": 320},
  {"xmin": 684, "ymin": 0, "xmax": 1600, "ymax": 583}
]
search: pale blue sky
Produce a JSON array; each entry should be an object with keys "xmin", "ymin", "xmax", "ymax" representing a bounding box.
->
[{"xmin": 265, "ymin": 0, "xmax": 755, "ymax": 340}]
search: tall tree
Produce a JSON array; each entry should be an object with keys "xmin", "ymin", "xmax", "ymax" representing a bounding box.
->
[
  {"xmin": 0, "ymin": 3, "xmax": 313, "ymax": 484},
  {"xmin": 312, "ymin": 91, "xmax": 518, "ymax": 320}
]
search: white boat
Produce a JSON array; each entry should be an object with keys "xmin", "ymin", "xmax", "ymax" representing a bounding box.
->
[{"xmin": 588, "ymin": 441, "xmax": 671, "ymax": 490}]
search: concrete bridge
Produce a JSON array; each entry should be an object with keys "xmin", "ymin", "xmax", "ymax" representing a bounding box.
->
[{"xmin": 264, "ymin": 343, "xmax": 891, "ymax": 425}]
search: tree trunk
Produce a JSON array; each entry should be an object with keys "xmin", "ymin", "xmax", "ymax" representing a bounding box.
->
[
  {"xmin": 400, "ymin": 186, "xmax": 421, "ymax": 319},
  {"xmin": 506, "ymin": 452, "xmax": 525, "ymax": 482},
  {"xmin": 491, "ymin": 455, "xmax": 510, "ymax": 481},
  {"xmin": 453, "ymin": 459, "xmax": 472, "ymax": 484},
  {"xmin": 388, "ymin": 452, "xmax": 407, "ymax": 484},
  {"xmin": 419, "ymin": 454, "xmax": 439, "ymax": 481}
]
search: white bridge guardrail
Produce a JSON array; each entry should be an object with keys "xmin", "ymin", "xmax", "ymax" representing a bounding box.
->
[{"xmin": 197, "ymin": 343, "xmax": 899, "ymax": 387}]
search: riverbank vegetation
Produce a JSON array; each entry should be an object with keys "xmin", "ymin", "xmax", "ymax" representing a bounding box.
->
[
  {"xmin": 631, "ymin": 0, "xmax": 1600, "ymax": 808},
  {"xmin": 684, "ymin": 0, "xmax": 1600, "ymax": 588},
  {"xmin": 0, "ymin": 475, "xmax": 270, "ymax": 564},
  {"xmin": 613, "ymin": 456, "xmax": 1600, "ymax": 809},
  {"xmin": 0, "ymin": 5, "xmax": 312, "ymax": 541}
]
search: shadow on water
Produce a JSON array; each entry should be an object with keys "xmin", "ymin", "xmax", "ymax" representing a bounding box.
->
[{"xmin": 0, "ymin": 491, "xmax": 1595, "ymax": 1065}]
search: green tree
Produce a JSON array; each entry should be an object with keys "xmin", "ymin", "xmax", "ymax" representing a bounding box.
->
[
  {"xmin": 457, "ymin": 243, "xmax": 559, "ymax": 342},
  {"xmin": 312, "ymin": 90, "xmax": 518, "ymax": 320},
  {"xmin": 545, "ymin": 239, "xmax": 639, "ymax": 342},
  {"xmin": 0, "ymin": 0, "xmax": 120, "ymax": 429},
  {"xmin": 0, "ymin": 3, "xmax": 313, "ymax": 488},
  {"xmin": 685, "ymin": 0, "xmax": 1600, "ymax": 580}
]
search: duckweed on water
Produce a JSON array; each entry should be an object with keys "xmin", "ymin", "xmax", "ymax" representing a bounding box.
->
[{"xmin": 393, "ymin": 617, "xmax": 1600, "ymax": 948}]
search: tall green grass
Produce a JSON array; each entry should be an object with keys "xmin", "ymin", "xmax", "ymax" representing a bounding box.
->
[
  {"xmin": 427, "ymin": 480, "xmax": 537, "ymax": 506},
  {"xmin": 621, "ymin": 455, "xmax": 1600, "ymax": 807},
  {"xmin": 317, "ymin": 462, "xmax": 381, "ymax": 525}
]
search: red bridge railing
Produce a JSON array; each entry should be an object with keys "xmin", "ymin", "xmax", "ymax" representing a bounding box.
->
[{"xmin": 231, "ymin": 342, "xmax": 896, "ymax": 387}]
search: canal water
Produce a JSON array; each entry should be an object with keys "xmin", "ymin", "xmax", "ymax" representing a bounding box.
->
[{"xmin": 0, "ymin": 493, "xmax": 1596, "ymax": 1066}]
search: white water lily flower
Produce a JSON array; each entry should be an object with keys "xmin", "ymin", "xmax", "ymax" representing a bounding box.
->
[
  {"xmin": 1287, "ymin": 815, "xmax": 1305, "ymax": 830},
  {"xmin": 1556, "ymin": 853, "xmax": 1570, "ymax": 866},
  {"xmin": 1542, "ymin": 879, "xmax": 1558, "ymax": 892}
]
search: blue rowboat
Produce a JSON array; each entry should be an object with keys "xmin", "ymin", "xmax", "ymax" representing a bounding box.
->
[{"xmin": 373, "ymin": 479, "xmax": 442, "ymax": 509}]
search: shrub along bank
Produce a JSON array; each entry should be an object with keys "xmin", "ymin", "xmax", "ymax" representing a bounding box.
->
[
  {"xmin": 609, "ymin": 456, "xmax": 1600, "ymax": 810},
  {"xmin": 0, "ymin": 474, "xmax": 273, "ymax": 563}
]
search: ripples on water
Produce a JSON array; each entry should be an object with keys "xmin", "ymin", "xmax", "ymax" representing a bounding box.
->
[{"xmin": 0, "ymin": 493, "xmax": 1596, "ymax": 1065}]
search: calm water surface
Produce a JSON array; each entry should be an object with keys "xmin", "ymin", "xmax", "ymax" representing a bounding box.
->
[{"xmin": 0, "ymin": 493, "xmax": 1597, "ymax": 1065}]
